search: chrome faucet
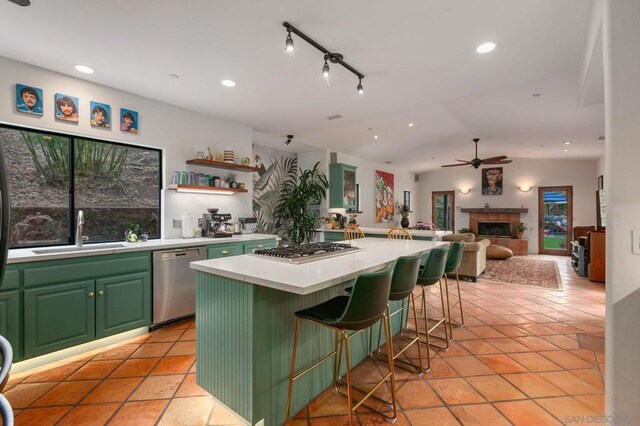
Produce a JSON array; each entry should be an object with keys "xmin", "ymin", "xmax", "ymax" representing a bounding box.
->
[{"xmin": 75, "ymin": 210, "xmax": 89, "ymax": 247}]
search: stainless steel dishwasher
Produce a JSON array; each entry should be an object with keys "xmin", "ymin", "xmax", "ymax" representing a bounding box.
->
[{"xmin": 152, "ymin": 247, "xmax": 205, "ymax": 327}]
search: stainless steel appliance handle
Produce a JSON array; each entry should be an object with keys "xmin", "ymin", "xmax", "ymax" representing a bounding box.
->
[{"xmin": 0, "ymin": 143, "xmax": 10, "ymax": 287}]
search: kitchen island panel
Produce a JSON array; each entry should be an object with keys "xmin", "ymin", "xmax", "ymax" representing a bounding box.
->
[{"xmin": 196, "ymin": 271, "xmax": 402, "ymax": 425}]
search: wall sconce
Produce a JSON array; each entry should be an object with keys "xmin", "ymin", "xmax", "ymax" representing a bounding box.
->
[
  {"xmin": 519, "ymin": 185, "xmax": 532, "ymax": 193},
  {"xmin": 459, "ymin": 188, "xmax": 471, "ymax": 195}
]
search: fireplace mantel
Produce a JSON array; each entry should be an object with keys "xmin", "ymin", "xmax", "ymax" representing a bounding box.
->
[{"xmin": 461, "ymin": 208, "xmax": 529, "ymax": 214}]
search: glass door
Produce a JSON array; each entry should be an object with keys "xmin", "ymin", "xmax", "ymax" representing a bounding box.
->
[
  {"xmin": 538, "ymin": 186, "xmax": 573, "ymax": 255},
  {"xmin": 432, "ymin": 191, "xmax": 455, "ymax": 231}
]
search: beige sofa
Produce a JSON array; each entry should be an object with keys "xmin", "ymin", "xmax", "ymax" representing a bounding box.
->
[{"xmin": 442, "ymin": 233, "xmax": 490, "ymax": 282}]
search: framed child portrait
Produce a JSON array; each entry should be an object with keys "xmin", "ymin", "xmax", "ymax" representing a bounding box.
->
[
  {"xmin": 16, "ymin": 84, "xmax": 44, "ymax": 116},
  {"xmin": 55, "ymin": 93, "xmax": 79, "ymax": 123},
  {"xmin": 120, "ymin": 108, "xmax": 139, "ymax": 134},
  {"xmin": 90, "ymin": 101, "xmax": 111, "ymax": 129}
]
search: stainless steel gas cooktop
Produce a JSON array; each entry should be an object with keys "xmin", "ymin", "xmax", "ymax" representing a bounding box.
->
[{"xmin": 252, "ymin": 242, "xmax": 361, "ymax": 264}]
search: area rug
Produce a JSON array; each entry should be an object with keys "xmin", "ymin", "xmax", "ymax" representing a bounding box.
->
[{"xmin": 480, "ymin": 258, "xmax": 562, "ymax": 289}]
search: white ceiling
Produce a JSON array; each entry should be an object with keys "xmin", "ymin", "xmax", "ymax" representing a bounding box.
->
[{"xmin": 0, "ymin": 0, "xmax": 604, "ymax": 171}]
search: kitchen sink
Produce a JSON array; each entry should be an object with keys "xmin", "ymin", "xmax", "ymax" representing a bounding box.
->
[{"xmin": 33, "ymin": 243, "xmax": 126, "ymax": 255}]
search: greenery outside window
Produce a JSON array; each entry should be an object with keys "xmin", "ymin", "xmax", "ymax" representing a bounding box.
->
[{"xmin": 0, "ymin": 125, "xmax": 162, "ymax": 249}]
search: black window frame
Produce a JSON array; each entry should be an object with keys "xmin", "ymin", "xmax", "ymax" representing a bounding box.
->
[{"xmin": 0, "ymin": 123, "xmax": 163, "ymax": 249}]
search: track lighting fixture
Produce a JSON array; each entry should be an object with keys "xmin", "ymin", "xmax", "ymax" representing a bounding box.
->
[
  {"xmin": 322, "ymin": 58, "xmax": 330, "ymax": 78},
  {"xmin": 285, "ymin": 135, "xmax": 294, "ymax": 146},
  {"xmin": 285, "ymin": 30, "xmax": 294, "ymax": 52},
  {"xmin": 283, "ymin": 21, "xmax": 365, "ymax": 94}
]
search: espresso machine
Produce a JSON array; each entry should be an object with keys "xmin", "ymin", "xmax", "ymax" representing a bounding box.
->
[{"xmin": 202, "ymin": 210, "xmax": 234, "ymax": 238}]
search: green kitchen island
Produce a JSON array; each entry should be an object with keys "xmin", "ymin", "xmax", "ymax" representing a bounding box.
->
[{"xmin": 190, "ymin": 238, "xmax": 447, "ymax": 425}]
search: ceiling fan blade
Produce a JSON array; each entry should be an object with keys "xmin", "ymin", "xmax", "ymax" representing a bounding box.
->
[
  {"xmin": 483, "ymin": 159, "xmax": 512, "ymax": 165},
  {"xmin": 8, "ymin": 0, "xmax": 31, "ymax": 6},
  {"xmin": 442, "ymin": 163, "xmax": 472, "ymax": 168},
  {"xmin": 480, "ymin": 156, "xmax": 507, "ymax": 162},
  {"xmin": 455, "ymin": 159, "xmax": 471, "ymax": 162}
]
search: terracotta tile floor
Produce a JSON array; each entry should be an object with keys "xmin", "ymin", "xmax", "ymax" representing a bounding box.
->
[{"xmin": 4, "ymin": 255, "xmax": 605, "ymax": 425}]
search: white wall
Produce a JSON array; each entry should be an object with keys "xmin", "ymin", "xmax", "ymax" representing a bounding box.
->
[
  {"xmin": 335, "ymin": 152, "xmax": 419, "ymax": 227},
  {"xmin": 0, "ymin": 56, "xmax": 254, "ymax": 238},
  {"xmin": 418, "ymin": 158, "xmax": 598, "ymax": 253},
  {"xmin": 603, "ymin": 0, "xmax": 640, "ymax": 421}
]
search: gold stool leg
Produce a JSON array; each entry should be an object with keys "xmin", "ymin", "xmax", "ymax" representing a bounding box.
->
[
  {"xmin": 382, "ymin": 314, "xmax": 398, "ymax": 423},
  {"xmin": 410, "ymin": 292, "xmax": 425, "ymax": 374},
  {"xmin": 456, "ymin": 271, "xmax": 465, "ymax": 327},
  {"xmin": 443, "ymin": 274, "xmax": 454, "ymax": 341},
  {"xmin": 420, "ymin": 285, "xmax": 432, "ymax": 371},
  {"xmin": 285, "ymin": 318, "xmax": 301, "ymax": 422},
  {"xmin": 333, "ymin": 329, "xmax": 341, "ymax": 391},
  {"xmin": 438, "ymin": 279, "xmax": 451, "ymax": 348},
  {"xmin": 342, "ymin": 330, "xmax": 355, "ymax": 425}
]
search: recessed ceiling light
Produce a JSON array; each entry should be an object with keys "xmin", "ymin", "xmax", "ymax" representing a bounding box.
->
[
  {"xmin": 476, "ymin": 42, "xmax": 496, "ymax": 54},
  {"xmin": 564, "ymin": 141, "xmax": 571, "ymax": 145},
  {"xmin": 221, "ymin": 80, "xmax": 236, "ymax": 87},
  {"xmin": 75, "ymin": 65, "xmax": 94, "ymax": 74},
  {"xmin": 563, "ymin": 149, "xmax": 569, "ymax": 152},
  {"xmin": 373, "ymin": 135, "xmax": 379, "ymax": 139},
  {"xmin": 168, "ymin": 74, "xmax": 180, "ymax": 79},
  {"xmin": 408, "ymin": 123, "xmax": 414, "ymax": 127}
]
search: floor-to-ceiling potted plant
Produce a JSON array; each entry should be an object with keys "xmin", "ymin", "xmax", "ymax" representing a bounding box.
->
[{"xmin": 277, "ymin": 161, "xmax": 329, "ymax": 245}]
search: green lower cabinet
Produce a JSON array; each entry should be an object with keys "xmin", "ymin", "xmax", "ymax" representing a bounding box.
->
[
  {"xmin": 96, "ymin": 272, "xmax": 150, "ymax": 339},
  {"xmin": 24, "ymin": 280, "xmax": 96, "ymax": 359},
  {"xmin": 0, "ymin": 290, "xmax": 20, "ymax": 359},
  {"xmin": 207, "ymin": 244, "xmax": 243, "ymax": 259},
  {"xmin": 323, "ymin": 232, "xmax": 344, "ymax": 243},
  {"xmin": 243, "ymin": 240, "xmax": 277, "ymax": 254}
]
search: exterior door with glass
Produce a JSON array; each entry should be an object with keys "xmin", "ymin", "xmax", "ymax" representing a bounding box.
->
[
  {"xmin": 432, "ymin": 191, "xmax": 455, "ymax": 231},
  {"xmin": 538, "ymin": 186, "xmax": 573, "ymax": 255}
]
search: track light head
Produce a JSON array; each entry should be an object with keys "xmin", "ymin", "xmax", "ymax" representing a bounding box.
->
[
  {"xmin": 285, "ymin": 31, "xmax": 294, "ymax": 52},
  {"xmin": 357, "ymin": 79, "xmax": 364, "ymax": 94},
  {"xmin": 285, "ymin": 135, "xmax": 294, "ymax": 146},
  {"xmin": 322, "ymin": 59, "xmax": 330, "ymax": 78}
]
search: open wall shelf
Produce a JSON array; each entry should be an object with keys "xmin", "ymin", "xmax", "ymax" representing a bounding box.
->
[
  {"xmin": 167, "ymin": 184, "xmax": 248, "ymax": 194},
  {"xmin": 186, "ymin": 159, "xmax": 258, "ymax": 173}
]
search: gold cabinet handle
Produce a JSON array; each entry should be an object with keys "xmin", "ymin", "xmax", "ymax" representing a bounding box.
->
[
  {"xmin": 98, "ymin": 290, "xmax": 104, "ymax": 296},
  {"xmin": 222, "ymin": 250, "xmax": 229, "ymax": 255},
  {"xmin": 257, "ymin": 244, "xmax": 264, "ymax": 248},
  {"xmin": 88, "ymin": 292, "xmax": 94, "ymax": 298}
]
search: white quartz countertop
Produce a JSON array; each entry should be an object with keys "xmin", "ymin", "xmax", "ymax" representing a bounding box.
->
[
  {"xmin": 325, "ymin": 227, "xmax": 452, "ymax": 238},
  {"xmin": 7, "ymin": 234, "xmax": 277, "ymax": 264},
  {"xmin": 190, "ymin": 238, "xmax": 449, "ymax": 295}
]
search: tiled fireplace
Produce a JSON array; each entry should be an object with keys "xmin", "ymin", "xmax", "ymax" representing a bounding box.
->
[{"xmin": 461, "ymin": 208, "xmax": 529, "ymax": 255}]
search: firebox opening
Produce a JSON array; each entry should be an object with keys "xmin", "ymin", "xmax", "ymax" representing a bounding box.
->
[{"xmin": 478, "ymin": 221, "xmax": 511, "ymax": 237}]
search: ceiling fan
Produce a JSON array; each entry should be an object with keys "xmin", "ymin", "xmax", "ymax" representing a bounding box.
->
[
  {"xmin": 7, "ymin": 0, "xmax": 30, "ymax": 6},
  {"xmin": 441, "ymin": 138, "xmax": 512, "ymax": 169}
]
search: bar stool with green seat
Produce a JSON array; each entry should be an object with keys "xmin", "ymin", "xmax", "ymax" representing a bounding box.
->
[
  {"xmin": 285, "ymin": 265, "xmax": 397, "ymax": 425},
  {"xmin": 443, "ymin": 241, "xmax": 465, "ymax": 339},
  {"xmin": 414, "ymin": 247, "xmax": 450, "ymax": 371},
  {"xmin": 372, "ymin": 253, "xmax": 425, "ymax": 376}
]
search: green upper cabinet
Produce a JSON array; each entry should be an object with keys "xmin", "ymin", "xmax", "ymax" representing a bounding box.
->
[{"xmin": 329, "ymin": 163, "xmax": 358, "ymax": 210}]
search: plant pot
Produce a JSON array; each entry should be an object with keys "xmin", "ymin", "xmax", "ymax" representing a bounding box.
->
[
  {"xmin": 323, "ymin": 223, "xmax": 333, "ymax": 230},
  {"xmin": 401, "ymin": 216, "xmax": 410, "ymax": 228},
  {"xmin": 516, "ymin": 231, "xmax": 524, "ymax": 239}
]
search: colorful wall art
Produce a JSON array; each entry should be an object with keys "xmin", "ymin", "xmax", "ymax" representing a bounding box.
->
[
  {"xmin": 90, "ymin": 101, "xmax": 111, "ymax": 129},
  {"xmin": 55, "ymin": 93, "xmax": 79, "ymax": 123},
  {"xmin": 16, "ymin": 84, "xmax": 43, "ymax": 116},
  {"xmin": 375, "ymin": 170, "xmax": 394, "ymax": 223},
  {"xmin": 482, "ymin": 167, "xmax": 503, "ymax": 195},
  {"xmin": 120, "ymin": 108, "xmax": 139, "ymax": 134}
]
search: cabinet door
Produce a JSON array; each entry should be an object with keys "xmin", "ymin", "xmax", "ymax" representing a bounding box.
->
[
  {"xmin": 96, "ymin": 272, "xmax": 151, "ymax": 339},
  {"xmin": 0, "ymin": 290, "xmax": 20, "ymax": 361},
  {"xmin": 24, "ymin": 280, "xmax": 95, "ymax": 358},
  {"xmin": 324, "ymin": 232, "xmax": 344, "ymax": 243},
  {"xmin": 207, "ymin": 243, "xmax": 243, "ymax": 259},
  {"xmin": 243, "ymin": 240, "xmax": 277, "ymax": 254}
]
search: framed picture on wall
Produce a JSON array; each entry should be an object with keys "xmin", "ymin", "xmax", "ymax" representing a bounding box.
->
[
  {"xmin": 90, "ymin": 101, "xmax": 111, "ymax": 129},
  {"xmin": 481, "ymin": 167, "xmax": 503, "ymax": 195},
  {"xmin": 120, "ymin": 108, "xmax": 139, "ymax": 134},
  {"xmin": 55, "ymin": 94, "xmax": 79, "ymax": 123},
  {"xmin": 16, "ymin": 84, "xmax": 43, "ymax": 116}
]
